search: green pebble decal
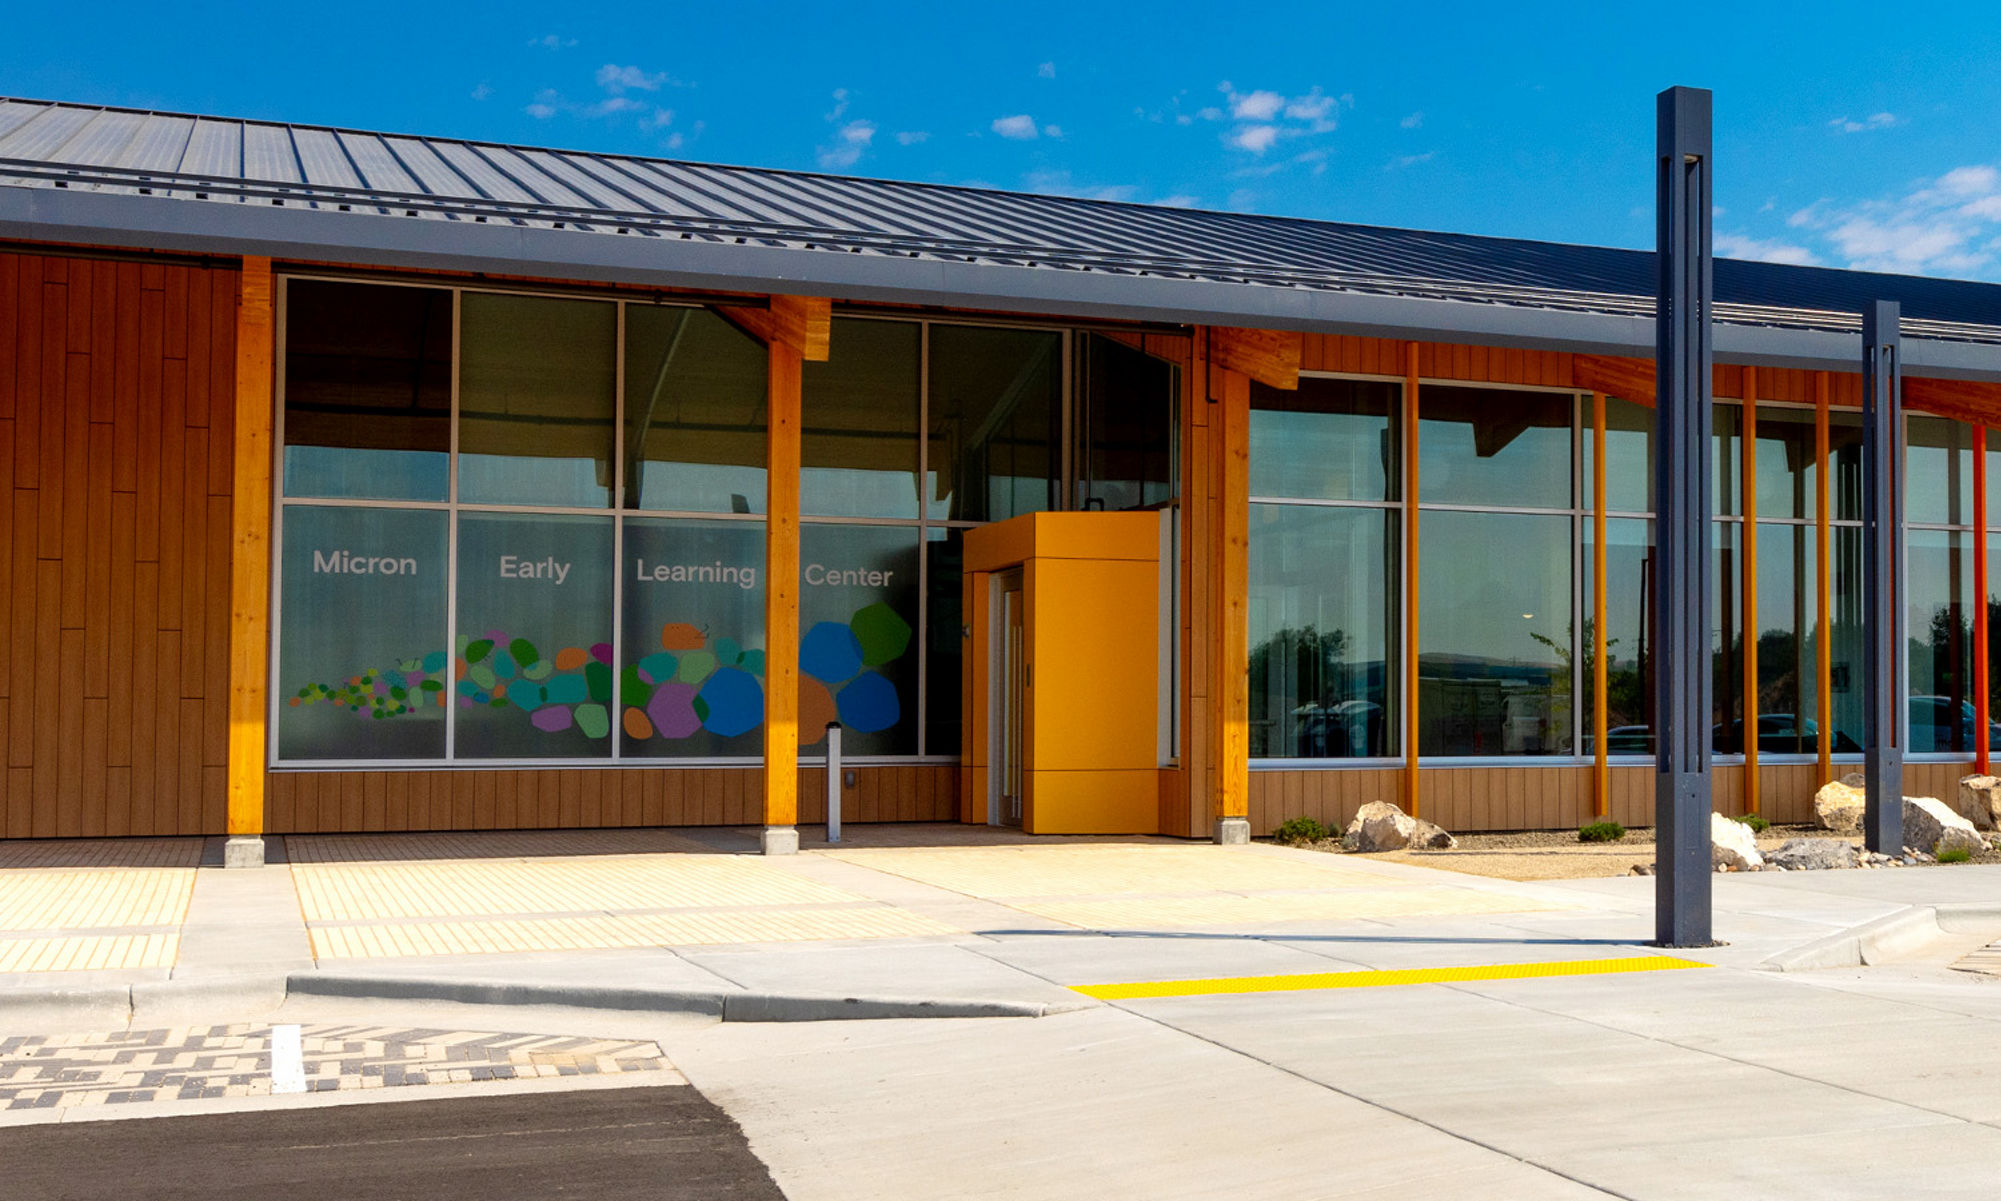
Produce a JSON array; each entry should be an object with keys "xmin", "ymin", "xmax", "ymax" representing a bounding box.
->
[
  {"xmin": 465, "ymin": 639, "xmax": 493, "ymax": 664},
  {"xmin": 509, "ymin": 638, "xmax": 540, "ymax": 668},
  {"xmin": 850, "ymin": 603, "xmax": 912, "ymax": 666},
  {"xmin": 585, "ymin": 661, "xmax": 613, "ymax": 704},
  {"xmin": 575, "ymin": 704, "xmax": 611, "ymax": 739},
  {"xmin": 676, "ymin": 650, "xmax": 718, "ymax": 684}
]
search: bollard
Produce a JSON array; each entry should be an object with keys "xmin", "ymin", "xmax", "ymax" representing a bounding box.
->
[{"xmin": 825, "ymin": 722, "xmax": 843, "ymax": 844}]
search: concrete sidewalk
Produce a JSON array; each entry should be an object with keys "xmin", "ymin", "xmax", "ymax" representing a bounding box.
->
[{"xmin": 3, "ymin": 824, "xmax": 1995, "ymax": 1031}]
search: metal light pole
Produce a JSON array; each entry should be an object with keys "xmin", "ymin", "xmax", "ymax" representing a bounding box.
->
[
  {"xmin": 1862, "ymin": 301, "xmax": 1906, "ymax": 853},
  {"xmin": 1654, "ymin": 86, "xmax": 1716, "ymax": 947}
]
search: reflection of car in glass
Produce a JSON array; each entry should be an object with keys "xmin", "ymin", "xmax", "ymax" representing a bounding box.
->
[
  {"xmin": 1711, "ymin": 714, "xmax": 1860, "ymax": 754},
  {"xmin": 1908, "ymin": 696, "xmax": 2001, "ymax": 752},
  {"xmin": 1604, "ymin": 725, "xmax": 1653, "ymax": 754},
  {"xmin": 1288, "ymin": 700, "xmax": 1385, "ymax": 758}
]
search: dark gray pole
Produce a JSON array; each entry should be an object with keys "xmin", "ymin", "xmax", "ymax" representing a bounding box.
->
[
  {"xmin": 1862, "ymin": 300, "xmax": 1905, "ymax": 853},
  {"xmin": 1654, "ymin": 86, "xmax": 1715, "ymax": 947}
]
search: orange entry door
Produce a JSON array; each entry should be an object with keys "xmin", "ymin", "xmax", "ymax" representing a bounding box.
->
[{"xmin": 993, "ymin": 570, "xmax": 1025, "ymax": 826}]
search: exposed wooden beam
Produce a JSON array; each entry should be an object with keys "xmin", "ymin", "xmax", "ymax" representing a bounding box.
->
[
  {"xmin": 721, "ymin": 295, "xmax": 832, "ymax": 361},
  {"xmin": 1208, "ymin": 326, "xmax": 1301, "ymax": 392},
  {"xmin": 1573, "ymin": 354, "xmax": 1656, "ymax": 406},
  {"xmin": 227, "ymin": 257, "xmax": 274, "ymax": 841},
  {"xmin": 1905, "ymin": 376, "xmax": 2001, "ymax": 428},
  {"xmin": 764, "ymin": 342, "xmax": 803, "ymax": 837},
  {"xmin": 1214, "ymin": 365, "xmax": 1251, "ymax": 831}
]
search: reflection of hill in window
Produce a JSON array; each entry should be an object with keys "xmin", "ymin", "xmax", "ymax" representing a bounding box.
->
[
  {"xmin": 624, "ymin": 307, "xmax": 768, "ymax": 513},
  {"xmin": 283, "ymin": 280, "xmax": 451, "ymax": 498}
]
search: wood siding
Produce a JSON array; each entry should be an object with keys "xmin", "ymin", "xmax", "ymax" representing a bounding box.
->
[
  {"xmin": 1, "ymin": 251, "xmax": 238, "ymax": 838},
  {"xmin": 264, "ymin": 765, "xmax": 959, "ymax": 833}
]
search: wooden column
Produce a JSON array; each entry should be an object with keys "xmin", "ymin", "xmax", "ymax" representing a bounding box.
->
[
  {"xmin": 1977, "ymin": 426, "xmax": 1991, "ymax": 776},
  {"xmin": 1213, "ymin": 366, "xmax": 1250, "ymax": 837},
  {"xmin": 1403, "ymin": 342, "xmax": 1422, "ymax": 817},
  {"xmin": 225, "ymin": 257, "xmax": 274, "ymax": 856},
  {"xmin": 1592, "ymin": 391, "xmax": 1609, "ymax": 818},
  {"xmin": 764, "ymin": 341, "xmax": 802, "ymax": 839},
  {"xmin": 1741, "ymin": 373, "xmax": 1760, "ymax": 815},
  {"xmin": 1816, "ymin": 373, "xmax": 1834, "ymax": 785}
]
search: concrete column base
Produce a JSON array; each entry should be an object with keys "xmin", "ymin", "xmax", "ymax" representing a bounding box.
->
[
  {"xmin": 761, "ymin": 825, "xmax": 799, "ymax": 856},
  {"xmin": 222, "ymin": 835, "xmax": 267, "ymax": 869},
  {"xmin": 1212, "ymin": 817, "xmax": 1251, "ymax": 845}
]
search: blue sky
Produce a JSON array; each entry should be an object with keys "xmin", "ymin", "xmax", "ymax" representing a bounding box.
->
[{"xmin": 11, "ymin": 1, "xmax": 2001, "ymax": 279}]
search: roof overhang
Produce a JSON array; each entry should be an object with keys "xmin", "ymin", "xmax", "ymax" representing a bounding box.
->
[{"xmin": 8, "ymin": 183, "xmax": 2001, "ymax": 382}]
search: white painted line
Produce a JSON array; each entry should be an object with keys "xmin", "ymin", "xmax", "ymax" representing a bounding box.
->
[{"xmin": 269, "ymin": 1024, "xmax": 306, "ymax": 1095}]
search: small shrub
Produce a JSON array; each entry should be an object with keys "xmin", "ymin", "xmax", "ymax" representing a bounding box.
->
[
  {"xmin": 1274, "ymin": 816, "xmax": 1331, "ymax": 846},
  {"xmin": 1730, "ymin": 813, "xmax": 1771, "ymax": 834},
  {"xmin": 1939, "ymin": 846, "xmax": 1972, "ymax": 864},
  {"xmin": 1579, "ymin": 820, "xmax": 1626, "ymax": 843}
]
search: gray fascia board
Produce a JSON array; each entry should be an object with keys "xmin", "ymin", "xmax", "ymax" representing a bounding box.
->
[{"xmin": 8, "ymin": 184, "xmax": 2001, "ymax": 380}]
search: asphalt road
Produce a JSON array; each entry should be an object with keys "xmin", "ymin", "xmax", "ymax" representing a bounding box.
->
[{"xmin": 0, "ymin": 1086, "xmax": 786, "ymax": 1200}]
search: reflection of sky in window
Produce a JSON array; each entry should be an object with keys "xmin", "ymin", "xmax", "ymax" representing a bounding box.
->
[
  {"xmin": 284, "ymin": 446, "xmax": 446, "ymax": 502},
  {"xmin": 1419, "ymin": 510, "xmax": 1568, "ymax": 667}
]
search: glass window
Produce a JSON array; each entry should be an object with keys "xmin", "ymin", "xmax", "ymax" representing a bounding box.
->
[
  {"xmin": 1078, "ymin": 334, "xmax": 1175, "ymax": 511},
  {"xmin": 624, "ymin": 307, "xmax": 768, "ymax": 514},
  {"xmin": 454, "ymin": 513, "xmax": 615, "ymax": 759},
  {"xmin": 277, "ymin": 506, "xmax": 448, "ymax": 759},
  {"xmin": 1907, "ymin": 416, "xmax": 1975, "ymax": 527},
  {"xmin": 458, "ymin": 293, "xmax": 617, "ymax": 508},
  {"xmin": 1713, "ymin": 404, "xmax": 1741, "ymax": 517},
  {"xmin": 925, "ymin": 528, "xmax": 963, "ymax": 758},
  {"xmin": 1713, "ymin": 521, "xmax": 1743, "ymax": 752},
  {"xmin": 1830, "ymin": 524, "xmax": 1866, "ymax": 754},
  {"xmin": 1418, "ymin": 386, "xmax": 1571, "ymax": 509},
  {"xmin": 1830, "ymin": 411, "xmax": 1865, "ymax": 521},
  {"xmin": 1585, "ymin": 396, "xmax": 1654, "ymax": 514},
  {"xmin": 1250, "ymin": 505, "xmax": 1397, "ymax": 759},
  {"xmin": 1752, "ymin": 522, "xmax": 1818, "ymax": 755},
  {"xmin": 800, "ymin": 524, "xmax": 922, "ymax": 755},
  {"xmin": 927, "ymin": 323, "xmax": 1061, "ymax": 522},
  {"xmin": 619, "ymin": 518, "xmax": 766, "ymax": 758},
  {"xmin": 1908, "ymin": 528, "xmax": 1976, "ymax": 753},
  {"xmin": 805, "ymin": 318, "xmax": 921, "ymax": 519},
  {"xmin": 282, "ymin": 280, "xmax": 450, "ymax": 501},
  {"xmin": 1251, "ymin": 377, "xmax": 1397, "ymax": 503},
  {"xmin": 1582, "ymin": 518, "xmax": 1653, "ymax": 756},
  {"xmin": 1417, "ymin": 510, "xmax": 1571, "ymax": 755},
  {"xmin": 1751, "ymin": 406, "xmax": 1818, "ymax": 521}
]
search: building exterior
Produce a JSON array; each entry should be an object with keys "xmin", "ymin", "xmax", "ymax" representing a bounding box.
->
[{"xmin": 3, "ymin": 96, "xmax": 2000, "ymax": 852}]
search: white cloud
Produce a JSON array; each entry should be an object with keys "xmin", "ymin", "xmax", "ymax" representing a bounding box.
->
[
  {"xmin": 1228, "ymin": 89, "xmax": 1285, "ymax": 121},
  {"xmin": 819, "ymin": 120, "xmax": 876, "ymax": 170},
  {"xmin": 597, "ymin": 64, "xmax": 669, "ymax": 93},
  {"xmin": 525, "ymin": 102, "xmax": 558, "ymax": 120},
  {"xmin": 529, "ymin": 34, "xmax": 576, "ymax": 50},
  {"xmin": 1227, "ymin": 187, "xmax": 1258, "ymax": 211},
  {"xmin": 992, "ymin": 114, "xmax": 1039, "ymax": 139},
  {"xmin": 1229, "ymin": 125, "xmax": 1280, "ymax": 154},
  {"xmin": 1783, "ymin": 162, "xmax": 2001, "ymax": 276},
  {"xmin": 1038, "ymin": 61, "xmax": 1056, "ymax": 79},
  {"xmin": 470, "ymin": 83, "xmax": 493, "ymax": 102},
  {"xmin": 1829, "ymin": 112, "xmax": 1898, "ymax": 134},
  {"xmin": 1157, "ymin": 194, "xmax": 1199, "ymax": 208},
  {"xmin": 826, "ymin": 88, "xmax": 850, "ymax": 122},
  {"xmin": 895, "ymin": 131, "xmax": 930, "ymax": 146},
  {"xmin": 1715, "ymin": 233, "xmax": 1820, "ymax": 266},
  {"xmin": 1388, "ymin": 152, "xmax": 1434, "ymax": 170},
  {"xmin": 1196, "ymin": 106, "xmax": 1223, "ymax": 122},
  {"xmin": 1400, "ymin": 111, "xmax": 1424, "ymax": 129},
  {"xmin": 1043, "ymin": 124, "xmax": 1063, "ymax": 139}
]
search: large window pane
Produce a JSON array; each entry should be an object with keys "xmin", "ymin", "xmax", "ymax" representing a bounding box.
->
[
  {"xmin": 624, "ymin": 307, "xmax": 767, "ymax": 514},
  {"xmin": 1752, "ymin": 522, "xmax": 1817, "ymax": 754},
  {"xmin": 805, "ymin": 318, "xmax": 920, "ymax": 519},
  {"xmin": 1418, "ymin": 386, "xmax": 1571, "ymax": 509},
  {"xmin": 1907, "ymin": 416, "xmax": 1976, "ymax": 527},
  {"xmin": 1418, "ymin": 511, "xmax": 1570, "ymax": 755},
  {"xmin": 1713, "ymin": 521, "xmax": 1743, "ymax": 752},
  {"xmin": 927, "ymin": 324, "xmax": 1060, "ymax": 522},
  {"xmin": 455, "ymin": 514, "xmax": 614, "ymax": 758},
  {"xmin": 277, "ymin": 506, "xmax": 448, "ymax": 759},
  {"xmin": 619, "ymin": 518, "xmax": 766, "ymax": 758},
  {"xmin": 800, "ymin": 525, "xmax": 921, "ymax": 755},
  {"xmin": 1251, "ymin": 377, "xmax": 1397, "ymax": 503},
  {"xmin": 1831, "ymin": 525, "xmax": 1866, "ymax": 753},
  {"xmin": 1078, "ymin": 334, "xmax": 1175, "ymax": 512},
  {"xmin": 459, "ymin": 294, "xmax": 617, "ymax": 508},
  {"xmin": 282, "ymin": 280, "xmax": 450, "ymax": 501},
  {"xmin": 1582, "ymin": 518, "xmax": 1653, "ymax": 755},
  {"xmin": 925, "ymin": 528, "xmax": 963, "ymax": 758},
  {"xmin": 1584, "ymin": 396, "xmax": 1654, "ymax": 514},
  {"xmin": 1250, "ymin": 505, "xmax": 1397, "ymax": 759},
  {"xmin": 1752, "ymin": 406, "xmax": 1818, "ymax": 521},
  {"xmin": 1909, "ymin": 528, "xmax": 1976, "ymax": 753},
  {"xmin": 1713, "ymin": 404, "xmax": 1741, "ymax": 517}
]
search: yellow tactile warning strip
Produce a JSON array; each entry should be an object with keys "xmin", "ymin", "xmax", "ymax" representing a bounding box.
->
[
  {"xmin": 289, "ymin": 840, "xmax": 959, "ymax": 959},
  {"xmin": 826, "ymin": 844, "xmax": 1567, "ymax": 931},
  {"xmin": 0, "ymin": 839, "xmax": 200, "ymax": 973},
  {"xmin": 1074, "ymin": 956, "xmax": 1712, "ymax": 1000}
]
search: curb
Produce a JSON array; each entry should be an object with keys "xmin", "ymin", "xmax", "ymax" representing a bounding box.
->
[
  {"xmin": 2, "ymin": 973, "xmax": 1091, "ymax": 1028},
  {"xmin": 1760, "ymin": 901, "xmax": 2001, "ymax": 972}
]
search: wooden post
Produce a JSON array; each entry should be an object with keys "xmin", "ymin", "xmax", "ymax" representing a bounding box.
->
[
  {"xmin": 1816, "ymin": 373, "xmax": 1834, "ymax": 785},
  {"xmin": 1213, "ymin": 365, "xmax": 1251, "ymax": 842},
  {"xmin": 1742, "ymin": 373, "xmax": 1760, "ymax": 815},
  {"xmin": 1593, "ymin": 391, "xmax": 1609, "ymax": 818},
  {"xmin": 225, "ymin": 257, "xmax": 274, "ymax": 865},
  {"xmin": 1404, "ymin": 342, "xmax": 1422, "ymax": 817},
  {"xmin": 1977, "ymin": 425, "xmax": 1991, "ymax": 776},
  {"xmin": 762, "ymin": 340, "xmax": 803, "ymax": 851}
]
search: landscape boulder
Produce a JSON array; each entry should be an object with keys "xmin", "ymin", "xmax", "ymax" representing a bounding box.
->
[
  {"xmin": 1765, "ymin": 838, "xmax": 1859, "ymax": 871},
  {"xmin": 1343, "ymin": 801, "xmax": 1456, "ymax": 852},
  {"xmin": 1903, "ymin": 796, "xmax": 1985, "ymax": 858},
  {"xmin": 1955, "ymin": 775, "xmax": 2001, "ymax": 831},
  {"xmin": 1814, "ymin": 780, "xmax": 1865, "ymax": 834},
  {"xmin": 1710, "ymin": 811, "xmax": 1764, "ymax": 871}
]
